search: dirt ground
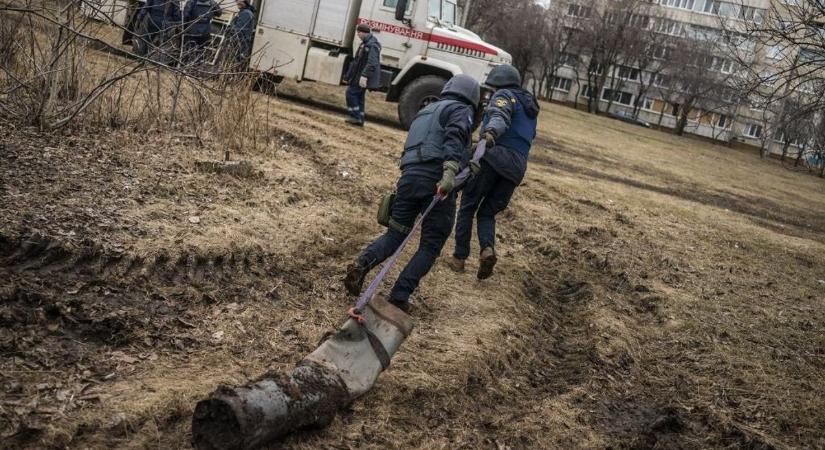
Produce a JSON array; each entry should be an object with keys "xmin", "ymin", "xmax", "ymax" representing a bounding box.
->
[{"xmin": 2, "ymin": 69, "xmax": 825, "ymax": 450}]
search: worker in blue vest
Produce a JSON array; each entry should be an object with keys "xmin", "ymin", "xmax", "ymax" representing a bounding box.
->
[
  {"xmin": 445, "ymin": 64, "xmax": 539, "ymax": 280},
  {"xmin": 343, "ymin": 24, "xmax": 382, "ymax": 126},
  {"xmin": 135, "ymin": 0, "xmax": 180, "ymax": 56},
  {"xmin": 344, "ymin": 74, "xmax": 479, "ymax": 313},
  {"xmin": 226, "ymin": 0, "xmax": 256, "ymax": 65},
  {"xmin": 182, "ymin": 0, "xmax": 222, "ymax": 60}
]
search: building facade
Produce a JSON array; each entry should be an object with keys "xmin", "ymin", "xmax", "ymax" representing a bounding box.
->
[{"xmin": 539, "ymin": 0, "xmax": 814, "ymax": 157}]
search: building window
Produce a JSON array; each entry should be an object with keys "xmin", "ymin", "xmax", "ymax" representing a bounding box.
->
[
  {"xmin": 629, "ymin": 14, "xmax": 650, "ymax": 28},
  {"xmin": 551, "ymin": 76, "xmax": 573, "ymax": 92},
  {"xmin": 739, "ymin": 6, "xmax": 763, "ymax": 23},
  {"xmin": 567, "ymin": 4, "xmax": 591, "ymax": 17},
  {"xmin": 580, "ymin": 85, "xmax": 595, "ymax": 98},
  {"xmin": 654, "ymin": 19, "xmax": 687, "ymax": 36},
  {"xmin": 651, "ymin": 73, "xmax": 668, "ymax": 87},
  {"xmin": 702, "ymin": 0, "xmax": 721, "ymax": 14},
  {"xmin": 560, "ymin": 53, "xmax": 578, "ymax": 67},
  {"xmin": 653, "ymin": 46, "xmax": 670, "ymax": 60},
  {"xmin": 711, "ymin": 57, "xmax": 734, "ymax": 74},
  {"xmin": 661, "ymin": 0, "xmax": 695, "ymax": 11},
  {"xmin": 775, "ymin": 132, "xmax": 801, "ymax": 146},
  {"xmin": 602, "ymin": 89, "xmax": 634, "ymax": 105},
  {"xmin": 588, "ymin": 62, "xmax": 604, "ymax": 75},
  {"xmin": 744, "ymin": 123, "xmax": 763, "ymax": 138},
  {"xmin": 641, "ymin": 97, "xmax": 655, "ymax": 111},
  {"xmin": 717, "ymin": 114, "xmax": 728, "ymax": 128},
  {"xmin": 617, "ymin": 66, "xmax": 640, "ymax": 81}
]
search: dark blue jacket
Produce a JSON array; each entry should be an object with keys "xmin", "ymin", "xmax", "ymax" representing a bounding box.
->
[
  {"xmin": 228, "ymin": 3, "xmax": 256, "ymax": 55},
  {"xmin": 137, "ymin": 0, "xmax": 180, "ymax": 27},
  {"xmin": 183, "ymin": 0, "xmax": 221, "ymax": 37},
  {"xmin": 481, "ymin": 88, "xmax": 539, "ymax": 184},
  {"xmin": 402, "ymin": 93, "xmax": 475, "ymax": 180},
  {"xmin": 345, "ymin": 33, "xmax": 382, "ymax": 89}
]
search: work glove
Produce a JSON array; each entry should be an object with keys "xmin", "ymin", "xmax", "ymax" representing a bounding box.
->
[
  {"xmin": 469, "ymin": 160, "xmax": 481, "ymax": 176},
  {"xmin": 482, "ymin": 131, "xmax": 495, "ymax": 147},
  {"xmin": 437, "ymin": 160, "xmax": 460, "ymax": 197},
  {"xmin": 359, "ymin": 76, "xmax": 368, "ymax": 88}
]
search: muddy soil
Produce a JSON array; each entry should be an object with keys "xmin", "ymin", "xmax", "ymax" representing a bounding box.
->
[{"xmin": 1, "ymin": 88, "xmax": 824, "ymax": 450}]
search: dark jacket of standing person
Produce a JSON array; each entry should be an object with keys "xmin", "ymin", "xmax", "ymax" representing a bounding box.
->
[
  {"xmin": 137, "ymin": 0, "xmax": 181, "ymax": 28},
  {"xmin": 228, "ymin": 1, "xmax": 256, "ymax": 58},
  {"xmin": 183, "ymin": 0, "xmax": 222, "ymax": 38},
  {"xmin": 345, "ymin": 32, "xmax": 382, "ymax": 90}
]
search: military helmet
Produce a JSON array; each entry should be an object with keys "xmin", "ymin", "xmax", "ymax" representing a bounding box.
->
[
  {"xmin": 441, "ymin": 74, "xmax": 480, "ymax": 108},
  {"xmin": 484, "ymin": 64, "xmax": 521, "ymax": 88}
]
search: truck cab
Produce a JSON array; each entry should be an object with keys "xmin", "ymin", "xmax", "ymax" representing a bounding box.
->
[
  {"xmin": 82, "ymin": 0, "xmax": 511, "ymax": 128},
  {"xmin": 251, "ymin": 0, "xmax": 510, "ymax": 127}
]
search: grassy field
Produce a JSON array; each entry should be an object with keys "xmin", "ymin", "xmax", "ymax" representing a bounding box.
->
[{"xmin": 1, "ymin": 73, "xmax": 824, "ymax": 450}]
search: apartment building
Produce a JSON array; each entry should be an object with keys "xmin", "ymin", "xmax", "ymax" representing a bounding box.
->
[{"xmin": 543, "ymin": 0, "xmax": 811, "ymax": 156}]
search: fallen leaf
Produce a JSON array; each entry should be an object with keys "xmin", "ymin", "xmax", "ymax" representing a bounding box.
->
[{"xmin": 188, "ymin": 216, "xmax": 201, "ymax": 224}]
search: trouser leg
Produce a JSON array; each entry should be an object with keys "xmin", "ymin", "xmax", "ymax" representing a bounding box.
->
[
  {"xmin": 357, "ymin": 88, "xmax": 366, "ymax": 123},
  {"xmin": 453, "ymin": 160, "xmax": 498, "ymax": 259},
  {"xmin": 358, "ymin": 173, "xmax": 422, "ymax": 269},
  {"xmin": 345, "ymin": 85, "xmax": 362, "ymax": 121},
  {"xmin": 476, "ymin": 174, "xmax": 517, "ymax": 251},
  {"xmin": 390, "ymin": 191, "xmax": 455, "ymax": 302}
]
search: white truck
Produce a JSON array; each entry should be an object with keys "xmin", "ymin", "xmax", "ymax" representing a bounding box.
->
[{"xmin": 83, "ymin": 0, "xmax": 511, "ymax": 128}]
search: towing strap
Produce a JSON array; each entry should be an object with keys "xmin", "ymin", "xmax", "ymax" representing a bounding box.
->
[
  {"xmin": 350, "ymin": 139, "xmax": 488, "ymax": 315},
  {"xmin": 364, "ymin": 328, "xmax": 391, "ymax": 370}
]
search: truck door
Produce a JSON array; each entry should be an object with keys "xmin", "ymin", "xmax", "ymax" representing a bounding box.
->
[
  {"xmin": 251, "ymin": 0, "xmax": 315, "ymax": 79},
  {"xmin": 357, "ymin": 0, "xmax": 426, "ymax": 69}
]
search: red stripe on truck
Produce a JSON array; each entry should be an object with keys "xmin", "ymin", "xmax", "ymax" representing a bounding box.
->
[{"xmin": 357, "ymin": 18, "xmax": 498, "ymax": 56}]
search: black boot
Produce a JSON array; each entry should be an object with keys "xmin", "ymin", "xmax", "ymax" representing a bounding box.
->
[
  {"xmin": 477, "ymin": 247, "xmax": 497, "ymax": 280},
  {"xmin": 388, "ymin": 297, "xmax": 411, "ymax": 313},
  {"xmin": 344, "ymin": 261, "xmax": 368, "ymax": 296}
]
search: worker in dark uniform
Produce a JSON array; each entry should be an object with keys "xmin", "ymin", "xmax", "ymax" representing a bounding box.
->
[
  {"xmin": 182, "ymin": 0, "xmax": 222, "ymax": 61},
  {"xmin": 343, "ymin": 24, "xmax": 382, "ymax": 126},
  {"xmin": 226, "ymin": 0, "xmax": 256, "ymax": 66},
  {"xmin": 344, "ymin": 74, "xmax": 480, "ymax": 312},
  {"xmin": 134, "ymin": 0, "xmax": 180, "ymax": 56},
  {"xmin": 445, "ymin": 64, "xmax": 539, "ymax": 280}
]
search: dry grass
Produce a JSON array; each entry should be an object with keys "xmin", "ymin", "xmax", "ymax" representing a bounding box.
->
[{"xmin": 1, "ymin": 43, "xmax": 824, "ymax": 450}]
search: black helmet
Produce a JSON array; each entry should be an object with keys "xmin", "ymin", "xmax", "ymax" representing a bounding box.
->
[
  {"xmin": 441, "ymin": 74, "xmax": 480, "ymax": 108},
  {"xmin": 485, "ymin": 64, "xmax": 521, "ymax": 88}
]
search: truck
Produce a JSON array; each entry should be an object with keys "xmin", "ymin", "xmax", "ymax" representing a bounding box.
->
[{"xmin": 81, "ymin": 0, "xmax": 511, "ymax": 128}]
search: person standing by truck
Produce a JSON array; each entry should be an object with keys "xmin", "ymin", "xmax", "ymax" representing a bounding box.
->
[
  {"xmin": 182, "ymin": 0, "xmax": 222, "ymax": 62},
  {"xmin": 134, "ymin": 0, "xmax": 180, "ymax": 56},
  {"xmin": 343, "ymin": 24, "xmax": 382, "ymax": 127},
  {"xmin": 225, "ymin": 0, "xmax": 257, "ymax": 67},
  {"xmin": 344, "ymin": 74, "xmax": 479, "ymax": 312}
]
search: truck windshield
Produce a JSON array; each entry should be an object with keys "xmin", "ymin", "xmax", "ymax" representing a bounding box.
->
[{"xmin": 428, "ymin": 0, "xmax": 457, "ymax": 24}]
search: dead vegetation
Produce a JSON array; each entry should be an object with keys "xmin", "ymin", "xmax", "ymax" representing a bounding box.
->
[{"xmin": 1, "ymin": 14, "xmax": 824, "ymax": 450}]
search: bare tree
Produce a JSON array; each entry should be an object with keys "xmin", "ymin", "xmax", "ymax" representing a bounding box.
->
[
  {"xmin": 577, "ymin": 0, "xmax": 645, "ymax": 114},
  {"xmin": 660, "ymin": 38, "xmax": 730, "ymax": 136}
]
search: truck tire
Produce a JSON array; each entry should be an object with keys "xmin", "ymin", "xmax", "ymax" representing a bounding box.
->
[{"xmin": 398, "ymin": 75, "xmax": 447, "ymax": 130}]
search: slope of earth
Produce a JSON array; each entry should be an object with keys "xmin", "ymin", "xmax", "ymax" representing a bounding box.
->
[{"xmin": 1, "ymin": 83, "xmax": 824, "ymax": 450}]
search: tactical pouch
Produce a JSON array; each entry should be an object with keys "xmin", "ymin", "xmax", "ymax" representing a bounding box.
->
[{"xmin": 377, "ymin": 191, "xmax": 396, "ymax": 228}]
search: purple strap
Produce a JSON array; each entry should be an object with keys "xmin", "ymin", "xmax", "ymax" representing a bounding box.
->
[{"xmin": 353, "ymin": 139, "xmax": 488, "ymax": 312}]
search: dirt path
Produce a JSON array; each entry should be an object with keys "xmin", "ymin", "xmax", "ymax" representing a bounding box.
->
[{"xmin": 2, "ymin": 86, "xmax": 824, "ymax": 449}]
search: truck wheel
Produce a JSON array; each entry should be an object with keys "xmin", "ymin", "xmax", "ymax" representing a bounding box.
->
[{"xmin": 398, "ymin": 75, "xmax": 447, "ymax": 130}]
